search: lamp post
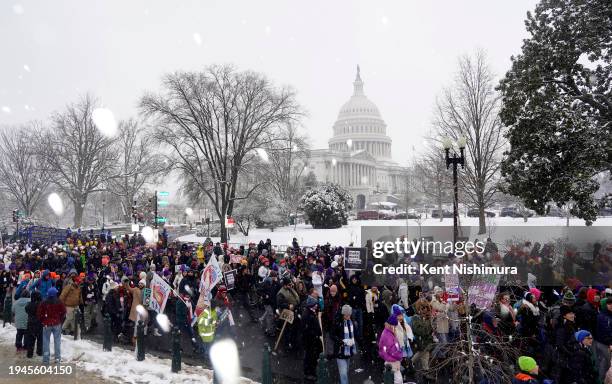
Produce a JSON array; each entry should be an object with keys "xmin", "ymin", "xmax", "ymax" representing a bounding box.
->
[
  {"xmin": 442, "ymin": 136, "xmax": 466, "ymax": 254},
  {"xmin": 102, "ymin": 197, "xmax": 106, "ymax": 230}
]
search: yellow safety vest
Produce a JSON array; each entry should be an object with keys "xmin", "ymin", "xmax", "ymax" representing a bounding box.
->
[{"xmin": 197, "ymin": 308, "xmax": 217, "ymax": 343}]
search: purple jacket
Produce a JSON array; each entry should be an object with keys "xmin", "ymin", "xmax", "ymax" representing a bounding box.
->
[{"xmin": 378, "ymin": 328, "xmax": 403, "ymax": 362}]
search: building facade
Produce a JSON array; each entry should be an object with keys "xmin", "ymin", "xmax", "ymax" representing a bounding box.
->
[{"xmin": 309, "ymin": 66, "xmax": 408, "ymax": 210}]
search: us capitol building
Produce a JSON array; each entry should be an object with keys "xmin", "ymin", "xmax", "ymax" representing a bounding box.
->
[{"xmin": 308, "ymin": 66, "xmax": 408, "ymax": 210}]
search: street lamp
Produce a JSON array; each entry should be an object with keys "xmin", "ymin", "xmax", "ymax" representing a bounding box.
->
[
  {"xmin": 102, "ymin": 197, "xmax": 106, "ymax": 231},
  {"xmin": 443, "ymin": 136, "xmax": 466, "ymax": 254}
]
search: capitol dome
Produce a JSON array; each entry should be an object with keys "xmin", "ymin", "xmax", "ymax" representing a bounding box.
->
[{"xmin": 329, "ymin": 66, "xmax": 392, "ymax": 160}]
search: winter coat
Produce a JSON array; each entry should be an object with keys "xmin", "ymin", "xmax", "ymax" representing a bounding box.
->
[
  {"xmin": 29, "ymin": 270, "xmax": 54, "ymax": 299},
  {"xmin": 258, "ymin": 278, "xmax": 280, "ymax": 308},
  {"xmin": 511, "ymin": 372, "xmax": 541, "ymax": 383},
  {"xmin": 431, "ymin": 296, "xmax": 449, "ymax": 334},
  {"xmin": 301, "ymin": 307, "xmax": 322, "ymax": 352},
  {"xmin": 81, "ymin": 283, "xmax": 97, "ymax": 304},
  {"xmin": 346, "ymin": 279, "xmax": 365, "ymax": 310},
  {"xmin": 378, "ymin": 326, "xmax": 403, "ymax": 363},
  {"xmin": 25, "ymin": 292, "xmax": 42, "ymax": 331},
  {"xmin": 276, "ymin": 286, "xmax": 300, "ymax": 311},
  {"xmin": 323, "ymin": 293, "xmax": 342, "ymax": 328},
  {"xmin": 331, "ymin": 315, "xmax": 356, "ymax": 359},
  {"xmin": 555, "ymin": 320, "xmax": 577, "ymax": 365},
  {"xmin": 595, "ymin": 307, "xmax": 612, "ymax": 345},
  {"xmin": 517, "ymin": 301, "xmax": 541, "ymax": 338},
  {"xmin": 103, "ymin": 290, "xmax": 121, "ymax": 316},
  {"xmin": 59, "ymin": 281, "xmax": 83, "ymax": 307},
  {"xmin": 576, "ymin": 298, "xmax": 599, "ymax": 334},
  {"xmin": 37, "ymin": 296, "xmax": 67, "ymax": 327},
  {"xmin": 411, "ymin": 314, "xmax": 434, "ymax": 352},
  {"xmin": 365, "ymin": 289, "xmax": 379, "ymax": 314},
  {"xmin": 127, "ymin": 286, "xmax": 142, "ymax": 322},
  {"xmin": 567, "ymin": 343, "xmax": 599, "ymax": 384},
  {"xmin": 12, "ymin": 297, "xmax": 31, "ymax": 329}
]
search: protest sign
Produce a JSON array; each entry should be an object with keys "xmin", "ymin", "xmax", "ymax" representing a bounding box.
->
[
  {"xmin": 467, "ymin": 274, "xmax": 501, "ymax": 309},
  {"xmin": 149, "ymin": 273, "xmax": 172, "ymax": 313},
  {"xmin": 195, "ymin": 256, "xmax": 223, "ymax": 317},
  {"xmin": 142, "ymin": 288, "xmax": 151, "ymax": 308},
  {"xmin": 224, "ymin": 269, "xmax": 237, "ymax": 290},
  {"xmin": 444, "ymin": 273, "xmax": 460, "ymax": 302},
  {"xmin": 344, "ymin": 247, "xmax": 367, "ymax": 270}
]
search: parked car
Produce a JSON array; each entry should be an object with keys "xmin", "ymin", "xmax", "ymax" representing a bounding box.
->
[
  {"xmin": 598, "ymin": 207, "xmax": 612, "ymax": 217},
  {"xmin": 500, "ymin": 207, "xmax": 534, "ymax": 218},
  {"xmin": 357, "ymin": 210, "xmax": 380, "ymax": 220},
  {"xmin": 467, "ymin": 208, "xmax": 495, "ymax": 218},
  {"xmin": 431, "ymin": 209, "xmax": 453, "ymax": 218},
  {"xmin": 394, "ymin": 211, "xmax": 420, "ymax": 219},
  {"xmin": 546, "ymin": 206, "xmax": 565, "ymax": 217}
]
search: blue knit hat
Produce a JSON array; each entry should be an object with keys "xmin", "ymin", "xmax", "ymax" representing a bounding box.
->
[
  {"xmin": 575, "ymin": 330, "xmax": 591, "ymax": 343},
  {"xmin": 306, "ymin": 295, "xmax": 318, "ymax": 308},
  {"xmin": 47, "ymin": 287, "xmax": 58, "ymax": 297},
  {"xmin": 392, "ymin": 304, "xmax": 404, "ymax": 316},
  {"xmin": 386, "ymin": 315, "xmax": 398, "ymax": 326}
]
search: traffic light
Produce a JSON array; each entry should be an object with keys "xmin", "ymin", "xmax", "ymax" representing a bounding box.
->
[
  {"xmin": 12, "ymin": 209, "xmax": 18, "ymax": 223},
  {"xmin": 132, "ymin": 201, "xmax": 137, "ymax": 222}
]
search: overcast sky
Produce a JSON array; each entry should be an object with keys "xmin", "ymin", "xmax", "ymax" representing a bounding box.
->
[{"xmin": 1, "ymin": 0, "xmax": 538, "ymax": 167}]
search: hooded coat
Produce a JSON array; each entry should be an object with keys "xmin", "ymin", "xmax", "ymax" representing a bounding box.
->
[{"xmin": 378, "ymin": 325, "xmax": 403, "ymax": 362}]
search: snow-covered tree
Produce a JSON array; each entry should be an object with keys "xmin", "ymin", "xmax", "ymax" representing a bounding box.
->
[
  {"xmin": 38, "ymin": 95, "xmax": 119, "ymax": 227},
  {"xmin": 266, "ymin": 123, "xmax": 310, "ymax": 223},
  {"xmin": 140, "ymin": 65, "xmax": 302, "ymax": 242},
  {"xmin": 299, "ymin": 184, "xmax": 353, "ymax": 229},
  {"xmin": 415, "ymin": 141, "xmax": 452, "ymax": 222},
  {"xmin": 0, "ymin": 123, "xmax": 51, "ymax": 217},
  {"xmin": 106, "ymin": 119, "xmax": 165, "ymax": 222},
  {"xmin": 498, "ymin": 0, "xmax": 612, "ymax": 224},
  {"xmin": 434, "ymin": 51, "xmax": 506, "ymax": 234}
]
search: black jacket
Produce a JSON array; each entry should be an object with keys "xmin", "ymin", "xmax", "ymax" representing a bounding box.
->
[
  {"xmin": 301, "ymin": 307, "xmax": 322, "ymax": 351},
  {"xmin": 25, "ymin": 292, "xmax": 42, "ymax": 330},
  {"xmin": 346, "ymin": 280, "xmax": 365, "ymax": 310},
  {"xmin": 567, "ymin": 343, "xmax": 598, "ymax": 384}
]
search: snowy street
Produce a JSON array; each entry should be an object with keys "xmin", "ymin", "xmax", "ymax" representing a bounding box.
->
[{"xmin": 0, "ymin": 324, "xmax": 255, "ymax": 384}]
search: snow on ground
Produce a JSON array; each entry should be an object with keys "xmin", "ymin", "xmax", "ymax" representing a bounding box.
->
[
  {"xmin": 177, "ymin": 216, "xmax": 612, "ymax": 247},
  {"xmin": 0, "ymin": 324, "xmax": 257, "ymax": 384}
]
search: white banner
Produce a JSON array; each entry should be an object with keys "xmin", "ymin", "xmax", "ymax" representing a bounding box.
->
[
  {"xmin": 149, "ymin": 273, "xmax": 172, "ymax": 313},
  {"xmin": 195, "ymin": 255, "xmax": 223, "ymax": 317}
]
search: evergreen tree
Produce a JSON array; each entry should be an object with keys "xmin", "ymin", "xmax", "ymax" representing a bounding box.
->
[
  {"xmin": 299, "ymin": 184, "xmax": 353, "ymax": 229},
  {"xmin": 498, "ymin": 0, "xmax": 611, "ymax": 224}
]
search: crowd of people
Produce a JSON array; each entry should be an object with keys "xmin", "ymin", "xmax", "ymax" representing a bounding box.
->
[{"xmin": 0, "ymin": 229, "xmax": 611, "ymax": 384}]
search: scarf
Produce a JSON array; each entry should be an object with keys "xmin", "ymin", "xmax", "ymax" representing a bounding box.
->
[
  {"xmin": 343, "ymin": 319, "xmax": 356, "ymax": 357},
  {"xmin": 522, "ymin": 300, "xmax": 540, "ymax": 316}
]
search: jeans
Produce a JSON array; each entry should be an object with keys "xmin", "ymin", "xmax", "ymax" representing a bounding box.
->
[
  {"xmin": 336, "ymin": 358, "xmax": 349, "ymax": 384},
  {"xmin": 42, "ymin": 325, "xmax": 62, "ymax": 364}
]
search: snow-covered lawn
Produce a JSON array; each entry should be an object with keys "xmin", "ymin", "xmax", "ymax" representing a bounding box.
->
[
  {"xmin": 0, "ymin": 324, "xmax": 256, "ymax": 384},
  {"xmin": 177, "ymin": 216, "xmax": 612, "ymax": 248}
]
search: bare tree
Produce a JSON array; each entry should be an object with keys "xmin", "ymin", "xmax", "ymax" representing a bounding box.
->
[
  {"xmin": 415, "ymin": 143, "xmax": 452, "ymax": 222},
  {"xmin": 266, "ymin": 123, "xmax": 310, "ymax": 227},
  {"xmin": 0, "ymin": 123, "xmax": 51, "ymax": 216},
  {"xmin": 106, "ymin": 119, "xmax": 165, "ymax": 221},
  {"xmin": 39, "ymin": 94, "xmax": 119, "ymax": 227},
  {"xmin": 434, "ymin": 51, "xmax": 506, "ymax": 234},
  {"xmin": 140, "ymin": 65, "xmax": 302, "ymax": 242}
]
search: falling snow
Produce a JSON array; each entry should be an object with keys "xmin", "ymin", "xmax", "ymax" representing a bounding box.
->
[{"xmin": 193, "ymin": 33, "xmax": 202, "ymax": 45}]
